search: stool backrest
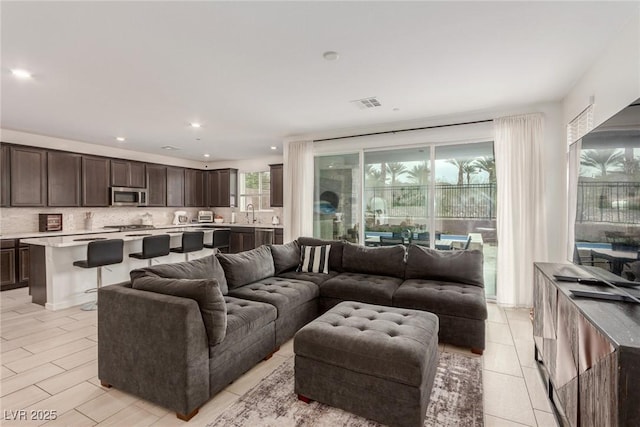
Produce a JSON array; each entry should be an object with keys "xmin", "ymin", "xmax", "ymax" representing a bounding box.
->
[
  {"xmin": 213, "ymin": 229, "xmax": 230, "ymax": 248},
  {"xmin": 142, "ymin": 234, "xmax": 171, "ymax": 258},
  {"xmin": 182, "ymin": 231, "xmax": 204, "ymax": 253},
  {"xmin": 87, "ymin": 239, "xmax": 124, "ymax": 268}
]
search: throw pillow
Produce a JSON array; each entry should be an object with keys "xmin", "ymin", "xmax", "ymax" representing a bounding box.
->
[
  {"xmin": 342, "ymin": 241, "xmax": 406, "ymax": 279},
  {"xmin": 129, "ymin": 255, "xmax": 229, "ymax": 295},
  {"xmin": 216, "ymin": 245, "xmax": 275, "ymax": 290},
  {"xmin": 131, "ymin": 276, "xmax": 227, "ymax": 346},
  {"xmin": 270, "ymin": 240, "xmax": 301, "ymax": 275},
  {"xmin": 297, "ymin": 237, "xmax": 344, "ymax": 272},
  {"xmin": 298, "ymin": 245, "xmax": 331, "ymax": 274}
]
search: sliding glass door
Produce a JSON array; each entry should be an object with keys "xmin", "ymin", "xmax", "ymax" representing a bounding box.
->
[{"xmin": 313, "ymin": 141, "xmax": 497, "ymax": 298}]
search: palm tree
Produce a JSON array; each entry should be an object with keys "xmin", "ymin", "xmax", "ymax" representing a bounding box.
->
[
  {"xmin": 406, "ymin": 163, "xmax": 430, "ymax": 185},
  {"xmin": 385, "ymin": 162, "xmax": 408, "ymax": 186},
  {"xmin": 580, "ymin": 149, "xmax": 624, "ymax": 177},
  {"xmin": 462, "ymin": 163, "xmax": 478, "ymax": 184},
  {"xmin": 447, "ymin": 159, "xmax": 473, "ymax": 185},
  {"xmin": 365, "ymin": 164, "xmax": 384, "ymax": 186},
  {"xmin": 472, "ymin": 156, "xmax": 496, "ymax": 183}
]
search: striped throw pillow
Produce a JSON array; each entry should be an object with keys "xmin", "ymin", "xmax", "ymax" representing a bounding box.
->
[{"xmin": 297, "ymin": 245, "xmax": 331, "ymax": 274}]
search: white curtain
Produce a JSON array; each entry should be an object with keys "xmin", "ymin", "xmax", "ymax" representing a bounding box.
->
[
  {"xmin": 283, "ymin": 140, "xmax": 314, "ymax": 242},
  {"xmin": 567, "ymin": 140, "xmax": 582, "ymax": 262},
  {"xmin": 495, "ymin": 114, "xmax": 548, "ymax": 307}
]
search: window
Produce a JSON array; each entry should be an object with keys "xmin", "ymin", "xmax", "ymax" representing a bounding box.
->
[{"xmin": 239, "ymin": 171, "xmax": 271, "ymax": 211}]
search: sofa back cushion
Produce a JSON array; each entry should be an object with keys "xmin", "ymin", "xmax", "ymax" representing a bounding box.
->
[
  {"xmin": 216, "ymin": 245, "xmax": 275, "ymax": 290},
  {"xmin": 405, "ymin": 244, "xmax": 484, "ymax": 287},
  {"xmin": 297, "ymin": 237, "xmax": 344, "ymax": 272},
  {"xmin": 130, "ymin": 255, "xmax": 228, "ymax": 295},
  {"xmin": 270, "ymin": 241, "xmax": 300, "ymax": 275},
  {"xmin": 132, "ymin": 276, "xmax": 227, "ymax": 346},
  {"xmin": 342, "ymin": 242, "xmax": 406, "ymax": 279}
]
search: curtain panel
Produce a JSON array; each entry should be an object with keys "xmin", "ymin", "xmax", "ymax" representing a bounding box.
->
[
  {"xmin": 283, "ymin": 140, "xmax": 314, "ymax": 242},
  {"xmin": 494, "ymin": 114, "xmax": 548, "ymax": 307}
]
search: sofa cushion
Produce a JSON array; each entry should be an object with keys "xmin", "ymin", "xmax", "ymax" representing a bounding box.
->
[
  {"xmin": 130, "ymin": 255, "xmax": 229, "ymax": 295},
  {"xmin": 277, "ymin": 270, "xmax": 338, "ymax": 285},
  {"xmin": 131, "ymin": 276, "xmax": 227, "ymax": 346},
  {"xmin": 298, "ymin": 245, "xmax": 331, "ymax": 274},
  {"xmin": 228, "ymin": 277, "xmax": 319, "ymax": 315},
  {"xmin": 216, "ymin": 246, "xmax": 275, "ymax": 290},
  {"xmin": 393, "ymin": 279, "xmax": 487, "ymax": 321},
  {"xmin": 270, "ymin": 241, "xmax": 300, "ymax": 275},
  {"xmin": 223, "ymin": 296, "xmax": 277, "ymax": 345},
  {"xmin": 405, "ymin": 245, "xmax": 484, "ymax": 287},
  {"xmin": 320, "ymin": 272, "xmax": 403, "ymax": 306},
  {"xmin": 342, "ymin": 242, "xmax": 406, "ymax": 279},
  {"xmin": 297, "ymin": 237, "xmax": 344, "ymax": 272}
]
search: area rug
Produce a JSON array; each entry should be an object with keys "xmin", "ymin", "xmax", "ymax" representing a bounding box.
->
[{"xmin": 208, "ymin": 351, "xmax": 483, "ymax": 427}]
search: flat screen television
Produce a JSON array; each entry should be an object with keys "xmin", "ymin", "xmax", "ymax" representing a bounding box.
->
[{"xmin": 570, "ymin": 97, "xmax": 640, "ymax": 281}]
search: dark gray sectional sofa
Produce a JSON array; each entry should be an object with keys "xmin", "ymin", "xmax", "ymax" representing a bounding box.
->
[{"xmin": 98, "ymin": 237, "xmax": 487, "ymax": 421}]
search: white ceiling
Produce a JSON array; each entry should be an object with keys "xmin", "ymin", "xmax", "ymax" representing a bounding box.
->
[{"xmin": 1, "ymin": 1, "xmax": 637, "ymax": 161}]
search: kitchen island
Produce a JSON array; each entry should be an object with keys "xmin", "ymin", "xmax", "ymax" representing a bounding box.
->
[{"xmin": 21, "ymin": 223, "xmax": 283, "ymax": 311}]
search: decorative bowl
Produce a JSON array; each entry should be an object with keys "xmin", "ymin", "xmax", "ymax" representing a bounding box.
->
[{"xmin": 214, "ymin": 218, "xmax": 224, "ymax": 223}]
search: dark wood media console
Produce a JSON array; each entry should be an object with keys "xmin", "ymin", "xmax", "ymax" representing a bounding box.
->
[{"xmin": 533, "ymin": 263, "xmax": 640, "ymax": 427}]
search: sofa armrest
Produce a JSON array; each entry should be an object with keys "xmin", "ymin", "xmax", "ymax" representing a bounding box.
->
[{"xmin": 98, "ymin": 283, "xmax": 209, "ymax": 416}]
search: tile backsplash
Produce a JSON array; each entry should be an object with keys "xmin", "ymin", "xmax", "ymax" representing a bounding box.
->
[{"xmin": 0, "ymin": 206, "xmax": 284, "ymax": 234}]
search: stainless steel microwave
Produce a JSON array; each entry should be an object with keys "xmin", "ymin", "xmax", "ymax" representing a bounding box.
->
[{"xmin": 110, "ymin": 187, "xmax": 148, "ymax": 207}]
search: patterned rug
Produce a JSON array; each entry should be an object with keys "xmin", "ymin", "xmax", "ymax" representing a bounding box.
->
[{"xmin": 208, "ymin": 352, "xmax": 483, "ymax": 426}]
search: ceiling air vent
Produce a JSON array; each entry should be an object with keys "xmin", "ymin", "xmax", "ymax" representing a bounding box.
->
[
  {"xmin": 351, "ymin": 97, "xmax": 382, "ymax": 110},
  {"xmin": 161, "ymin": 145, "xmax": 180, "ymax": 151}
]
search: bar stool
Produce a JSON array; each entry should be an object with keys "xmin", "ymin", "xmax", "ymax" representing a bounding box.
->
[
  {"xmin": 170, "ymin": 231, "xmax": 204, "ymax": 261},
  {"xmin": 129, "ymin": 234, "xmax": 171, "ymax": 266},
  {"xmin": 73, "ymin": 239, "xmax": 124, "ymax": 311},
  {"xmin": 204, "ymin": 229, "xmax": 230, "ymax": 253}
]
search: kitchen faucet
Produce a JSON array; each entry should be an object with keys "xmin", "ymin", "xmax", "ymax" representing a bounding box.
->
[{"xmin": 246, "ymin": 203, "xmax": 256, "ymax": 223}]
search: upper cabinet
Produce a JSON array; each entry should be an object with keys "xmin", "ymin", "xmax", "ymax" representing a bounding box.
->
[
  {"xmin": 10, "ymin": 146, "xmax": 47, "ymax": 207},
  {"xmin": 166, "ymin": 166, "xmax": 185, "ymax": 207},
  {"xmin": 269, "ymin": 163, "xmax": 283, "ymax": 207},
  {"xmin": 82, "ymin": 156, "xmax": 111, "ymax": 207},
  {"xmin": 146, "ymin": 164, "xmax": 167, "ymax": 207},
  {"xmin": 207, "ymin": 168, "xmax": 238, "ymax": 207},
  {"xmin": 185, "ymin": 169, "xmax": 205, "ymax": 207},
  {"xmin": 1, "ymin": 145, "xmax": 10, "ymax": 207},
  {"xmin": 111, "ymin": 159, "xmax": 146, "ymax": 188},
  {"xmin": 48, "ymin": 151, "xmax": 82, "ymax": 207}
]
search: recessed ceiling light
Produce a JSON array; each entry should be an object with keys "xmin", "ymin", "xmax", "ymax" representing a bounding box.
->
[
  {"xmin": 11, "ymin": 69, "xmax": 32, "ymax": 79},
  {"xmin": 322, "ymin": 51, "xmax": 339, "ymax": 61},
  {"xmin": 162, "ymin": 145, "xmax": 180, "ymax": 150},
  {"xmin": 190, "ymin": 122, "xmax": 201, "ymax": 128},
  {"xmin": 204, "ymin": 153, "xmax": 210, "ymax": 158},
  {"xmin": 393, "ymin": 108, "xmax": 400, "ymax": 112},
  {"xmin": 116, "ymin": 137, "xmax": 125, "ymax": 142},
  {"xmin": 270, "ymin": 146, "xmax": 277, "ymax": 150}
]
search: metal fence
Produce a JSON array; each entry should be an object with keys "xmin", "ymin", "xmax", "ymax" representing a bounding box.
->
[
  {"xmin": 576, "ymin": 181, "xmax": 640, "ymax": 224},
  {"xmin": 365, "ymin": 183, "xmax": 497, "ymax": 219}
]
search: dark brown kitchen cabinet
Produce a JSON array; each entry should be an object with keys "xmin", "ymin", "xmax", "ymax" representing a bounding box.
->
[
  {"xmin": 146, "ymin": 164, "xmax": 167, "ymax": 207},
  {"xmin": 185, "ymin": 169, "xmax": 205, "ymax": 207},
  {"xmin": 111, "ymin": 159, "xmax": 146, "ymax": 188},
  {"xmin": 10, "ymin": 146, "xmax": 47, "ymax": 206},
  {"xmin": 82, "ymin": 156, "xmax": 111, "ymax": 207},
  {"xmin": 274, "ymin": 228, "xmax": 284, "ymax": 244},
  {"xmin": 207, "ymin": 168, "xmax": 238, "ymax": 207},
  {"xmin": 48, "ymin": 151, "xmax": 82, "ymax": 207},
  {"xmin": 166, "ymin": 166, "xmax": 185, "ymax": 207},
  {"xmin": 229, "ymin": 228, "xmax": 255, "ymax": 253},
  {"xmin": 1, "ymin": 144, "xmax": 10, "ymax": 207},
  {"xmin": 1, "ymin": 239, "xmax": 29, "ymax": 291},
  {"xmin": 269, "ymin": 163, "xmax": 283, "ymax": 207}
]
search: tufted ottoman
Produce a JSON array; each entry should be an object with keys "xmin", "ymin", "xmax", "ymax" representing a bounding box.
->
[{"xmin": 294, "ymin": 301, "xmax": 439, "ymax": 427}]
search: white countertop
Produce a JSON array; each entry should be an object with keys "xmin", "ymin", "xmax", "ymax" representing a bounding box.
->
[
  {"xmin": 17, "ymin": 223, "xmax": 283, "ymax": 247},
  {"xmin": 1, "ymin": 222, "xmax": 283, "ymax": 241}
]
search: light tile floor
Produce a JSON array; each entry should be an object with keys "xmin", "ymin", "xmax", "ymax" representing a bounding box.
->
[{"xmin": 1, "ymin": 288, "xmax": 559, "ymax": 426}]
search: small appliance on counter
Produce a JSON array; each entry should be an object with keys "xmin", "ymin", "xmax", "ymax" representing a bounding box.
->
[
  {"xmin": 271, "ymin": 215, "xmax": 280, "ymax": 225},
  {"xmin": 141, "ymin": 213, "xmax": 153, "ymax": 226},
  {"xmin": 198, "ymin": 211, "xmax": 214, "ymax": 223},
  {"xmin": 173, "ymin": 211, "xmax": 189, "ymax": 225},
  {"xmin": 39, "ymin": 213, "xmax": 63, "ymax": 232}
]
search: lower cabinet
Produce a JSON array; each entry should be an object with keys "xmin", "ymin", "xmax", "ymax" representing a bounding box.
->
[
  {"xmin": 274, "ymin": 228, "xmax": 284, "ymax": 245},
  {"xmin": 1, "ymin": 239, "xmax": 29, "ymax": 291},
  {"xmin": 229, "ymin": 228, "xmax": 255, "ymax": 253}
]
